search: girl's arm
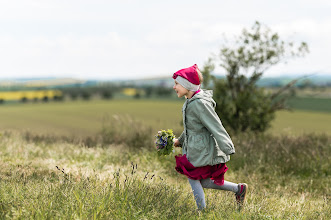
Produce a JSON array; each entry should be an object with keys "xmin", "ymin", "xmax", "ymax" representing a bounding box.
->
[
  {"xmin": 175, "ymin": 131, "xmax": 185, "ymax": 147},
  {"xmin": 194, "ymin": 100, "xmax": 235, "ymax": 155}
]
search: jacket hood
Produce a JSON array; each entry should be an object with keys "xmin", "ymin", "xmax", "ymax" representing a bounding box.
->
[{"xmin": 189, "ymin": 90, "xmax": 216, "ymax": 107}]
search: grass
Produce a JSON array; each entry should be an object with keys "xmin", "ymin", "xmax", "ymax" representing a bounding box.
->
[
  {"xmin": 0, "ymin": 131, "xmax": 330, "ymax": 219},
  {"xmin": 0, "ymin": 99, "xmax": 330, "ymax": 137},
  {"xmin": 0, "ymin": 98, "xmax": 330, "ymax": 218},
  {"xmin": 269, "ymin": 110, "xmax": 331, "ymax": 136},
  {"xmin": 287, "ymin": 96, "xmax": 331, "ymax": 112},
  {"xmin": 0, "ymin": 100, "xmax": 182, "ymax": 137}
]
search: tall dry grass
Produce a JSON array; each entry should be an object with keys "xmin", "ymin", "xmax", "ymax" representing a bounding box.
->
[{"xmin": 0, "ymin": 118, "xmax": 330, "ymax": 219}]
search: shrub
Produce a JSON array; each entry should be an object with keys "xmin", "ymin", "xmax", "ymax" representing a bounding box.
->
[
  {"xmin": 81, "ymin": 91, "xmax": 92, "ymax": 100},
  {"xmin": 202, "ymin": 21, "xmax": 309, "ymax": 133},
  {"xmin": 100, "ymin": 89, "xmax": 113, "ymax": 99}
]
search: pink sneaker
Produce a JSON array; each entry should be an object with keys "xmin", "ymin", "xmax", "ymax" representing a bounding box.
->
[{"xmin": 235, "ymin": 183, "xmax": 248, "ymax": 210}]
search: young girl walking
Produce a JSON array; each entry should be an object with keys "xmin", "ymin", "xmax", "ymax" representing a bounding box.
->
[{"xmin": 172, "ymin": 64, "xmax": 247, "ymax": 211}]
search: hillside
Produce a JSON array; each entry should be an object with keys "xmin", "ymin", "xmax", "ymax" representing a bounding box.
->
[{"xmin": 1, "ymin": 73, "xmax": 331, "ymax": 89}]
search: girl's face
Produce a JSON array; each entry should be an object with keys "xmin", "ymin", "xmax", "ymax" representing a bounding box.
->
[{"xmin": 173, "ymin": 80, "xmax": 189, "ymax": 98}]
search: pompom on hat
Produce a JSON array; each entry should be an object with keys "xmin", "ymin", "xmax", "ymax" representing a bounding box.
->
[{"xmin": 173, "ymin": 64, "xmax": 201, "ymax": 91}]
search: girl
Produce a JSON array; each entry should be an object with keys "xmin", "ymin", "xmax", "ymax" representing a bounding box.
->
[{"xmin": 172, "ymin": 64, "xmax": 247, "ymax": 211}]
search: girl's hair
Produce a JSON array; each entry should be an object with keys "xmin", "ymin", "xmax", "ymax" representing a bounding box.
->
[{"xmin": 197, "ymin": 68, "xmax": 204, "ymax": 84}]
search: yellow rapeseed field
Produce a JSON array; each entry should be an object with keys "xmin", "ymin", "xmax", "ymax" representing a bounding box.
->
[{"xmin": 0, "ymin": 90, "xmax": 62, "ymax": 101}]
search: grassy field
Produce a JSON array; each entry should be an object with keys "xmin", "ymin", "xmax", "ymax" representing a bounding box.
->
[
  {"xmin": 272, "ymin": 110, "xmax": 331, "ymax": 135},
  {"xmin": 0, "ymin": 130, "xmax": 329, "ymax": 219},
  {"xmin": 0, "ymin": 100, "xmax": 183, "ymax": 137},
  {"xmin": 0, "ymin": 99, "xmax": 330, "ymax": 219},
  {"xmin": 0, "ymin": 99, "xmax": 330, "ymax": 137},
  {"xmin": 287, "ymin": 96, "xmax": 331, "ymax": 112}
]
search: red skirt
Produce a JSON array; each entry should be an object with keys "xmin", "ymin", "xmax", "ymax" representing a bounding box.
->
[{"xmin": 175, "ymin": 154, "xmax": 228, "ymax": 186}]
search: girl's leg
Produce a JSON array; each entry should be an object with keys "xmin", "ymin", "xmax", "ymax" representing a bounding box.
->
[
  {"xmin": 200, "ymin": 179, "xmax": 248, "ymax": 210},
  {"xmin": 200, "ymin": 178, "xmax": 239, "ymax": 193},
  {"xmin": 188, "ymin": 178, "xmax": 206, "ymax": 210}
]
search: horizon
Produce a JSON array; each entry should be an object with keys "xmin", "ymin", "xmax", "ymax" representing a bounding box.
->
[{"xmin": 1, "ymin": 72, "xmax": 331, "ymax": 82}]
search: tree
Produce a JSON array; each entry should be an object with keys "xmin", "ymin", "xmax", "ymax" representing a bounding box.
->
[
  {"xmin": 101, "ymin": 89, "xmax": 113, "ymax": 99},
  {"xmin": 201, "ymin": 57, "xmax": 215, "ymax": 89},
  {"xmin": 81, "ymin": 90, "xmax": 92, "ymax": 100},
  {"xmin": 201, "ymin": 21, "xmax": 309, "ymax": 133}
]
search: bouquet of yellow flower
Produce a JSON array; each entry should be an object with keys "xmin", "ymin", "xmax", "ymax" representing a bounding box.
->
[{"xmin": 155, "ymin": 129, "xmax": 175, "ymax": 156}]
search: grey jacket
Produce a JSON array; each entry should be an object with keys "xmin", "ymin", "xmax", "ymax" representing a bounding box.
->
[{"xmin": 178, "ymin": 90, "xmax": 235, "ymax": 167}]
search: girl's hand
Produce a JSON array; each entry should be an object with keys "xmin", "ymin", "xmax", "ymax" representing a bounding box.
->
[{"xmin": 173, "ymin": 139, "xmax": 182, "ymax": 147}]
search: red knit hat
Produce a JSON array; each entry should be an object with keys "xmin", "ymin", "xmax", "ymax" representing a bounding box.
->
[{"xmin": 172, "ymin": 64, "xmax": 200, "ymax": 85}]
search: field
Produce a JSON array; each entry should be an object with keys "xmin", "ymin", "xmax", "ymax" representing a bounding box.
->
[
  {"xmin": 287, "ymin": 96, "xmax": 331, "ymax": 112},
  {"xmin": 0, "ymin": 99, "xmax": 330, "ymax": 137},
  {"xmin": 0, "ymin": 99, "xmax": 330, "ymax": 219}
]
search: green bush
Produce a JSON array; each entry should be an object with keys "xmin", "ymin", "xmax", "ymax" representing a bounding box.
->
[
  {"xmin": 202, "ymin": 21, "xmax": 308, "ymax": 133},
  {"xmin": 100, "ymin": 89, "xmax": 113, "ymax": 99},
  {"xmin": 214, "ymin": 79, "xmax": 276, "ymax": 133}
]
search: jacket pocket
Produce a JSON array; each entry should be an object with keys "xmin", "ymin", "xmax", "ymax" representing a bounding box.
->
[
  {"xmin": 210, "ymin": 135, "xmax": 227, "ymax": 157},
  {"xmin": 194, "ymin": 134, "xmax": 206, "ymax": 147},
  {"xmin": 189, "ymin": 135, "xmax": 209, "ymax": 157}
]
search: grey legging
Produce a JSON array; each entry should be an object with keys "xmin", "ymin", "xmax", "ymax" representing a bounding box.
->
[{"xmin": 188, "ymin": 178, "xmax": 238, "ymax": 210}]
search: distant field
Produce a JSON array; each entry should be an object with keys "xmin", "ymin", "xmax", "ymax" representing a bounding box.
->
[
  {"xmin": 270, "ymin": 110, "xmax": 331, "ymax": 135},
  {"xmin": 0, "ymin": 100, "xmax": 183, "ymax": 137},
  {"xmin": 287, "ymin": 96, "xmax": 331, "ymax": 112},
  {"xmin": 0, "ymin": 99, "xmax": 330, "ymax": 136}
]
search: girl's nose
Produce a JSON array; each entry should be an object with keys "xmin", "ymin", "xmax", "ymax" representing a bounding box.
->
[{"xmin": 173, "ymin": 85, "xmax": 176, "ymax": 89}]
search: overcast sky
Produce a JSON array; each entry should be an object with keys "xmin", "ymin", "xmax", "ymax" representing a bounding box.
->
[{"xmin": 0, "ymin": 0, "xmax": 330, "ymax": 80}]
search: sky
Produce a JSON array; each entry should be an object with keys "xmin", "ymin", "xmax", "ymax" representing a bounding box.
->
[{"xmin": 0, "ymin": 0, "xmax": 330, "ymax": 80}]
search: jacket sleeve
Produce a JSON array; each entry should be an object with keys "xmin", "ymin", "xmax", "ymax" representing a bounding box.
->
[
  {"xmin": 194, "ymin": 100, "xmax": 235, "ymax": 155},
  {"xmin": 177, "ymin": 131, "xmax": 185, "ymax": 146}
]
